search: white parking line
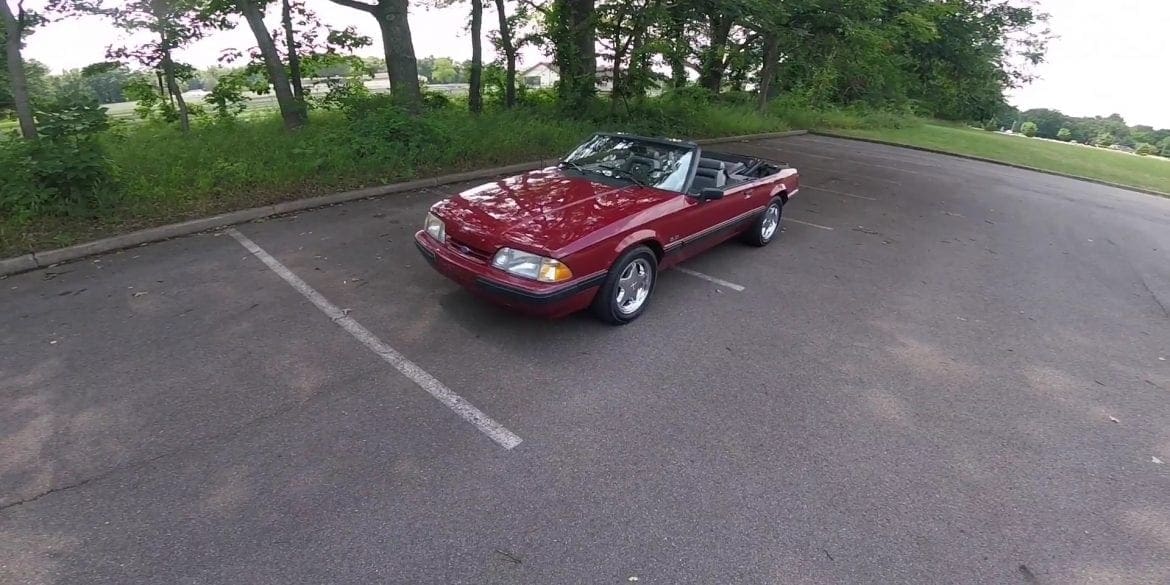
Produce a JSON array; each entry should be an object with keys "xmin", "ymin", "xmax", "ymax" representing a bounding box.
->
[
  {"xmin": 805, "ymin": 185, "xmax": 877, "ymax": 201},
  {"xmin": 227, "ymin": 228, "xmax": 522, "ymax": 450},
  {"xmin": 675, "ymin": 267, "xmax": 746, "ymax": 292},
  {"xmin": 786, "ymin": 218, "xmax": 835, "ymax": 231}
]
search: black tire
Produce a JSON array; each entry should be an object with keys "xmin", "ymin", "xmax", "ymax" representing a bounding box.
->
[
  {"xmin": 742, "ymin": 198, "xmax": 783, "ymax": 247},
  {"xmin": 590, "ymin": 245, "xmax": 658, "ymax": 325}
]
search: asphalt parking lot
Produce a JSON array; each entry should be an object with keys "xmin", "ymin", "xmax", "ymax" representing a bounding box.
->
[{"xmin": 3, "ymin": 134, "xmax": 1169, "ymax": 585}]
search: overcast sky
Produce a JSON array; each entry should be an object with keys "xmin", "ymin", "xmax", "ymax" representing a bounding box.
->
[{"xmin": 21, "ymin": 0, "xmax": 1170, "ymax": 128}]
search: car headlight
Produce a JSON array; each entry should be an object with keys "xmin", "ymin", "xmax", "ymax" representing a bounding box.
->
[
  {"xmin": 424, "ymin": 212, "xmax": 446, "ymax": 243},
  {"xmin": 491, "ymin": 247, "xmax": 573, "ymax": 283}
]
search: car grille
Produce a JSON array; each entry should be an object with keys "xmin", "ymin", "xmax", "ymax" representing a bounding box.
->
[{"xmin": 447, "ymin": 237, "xmax": 493, "ymax": 262}]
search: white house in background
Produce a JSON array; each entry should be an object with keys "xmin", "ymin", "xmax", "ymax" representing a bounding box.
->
[
  {"xmin": 520, "ymin": 63, "xmax": 559, "ymax": 88},
  {"xmin": 518, "ymin": 62, "xmax": 615, "ymax": 92}
]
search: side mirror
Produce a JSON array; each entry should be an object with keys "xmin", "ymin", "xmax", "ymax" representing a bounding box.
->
[{"xmin": 699, "ymin": 187, "xmax": 725, "ymax": 201}]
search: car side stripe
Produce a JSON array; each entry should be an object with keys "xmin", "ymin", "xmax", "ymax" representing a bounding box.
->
[{"xmin": 668, "ymin": 205, "xmax": 769, "ymax": 251}]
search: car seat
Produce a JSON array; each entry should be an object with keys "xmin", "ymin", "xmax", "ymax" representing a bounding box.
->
[{"xmin": 691, "ymin": 158, "xmax": 727, "ymax": 192}]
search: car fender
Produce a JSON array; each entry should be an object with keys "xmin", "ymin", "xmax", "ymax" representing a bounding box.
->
[
  {"xmin": 612, "ymin": 229, "xmax": 664, "ymax": 260},
  {"xmin": 769, "ymin": 184, "xmax": 788, "ymax": 202}
]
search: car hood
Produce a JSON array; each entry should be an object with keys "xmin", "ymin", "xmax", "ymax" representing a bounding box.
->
[{"xmin": 432, "ymin": 168, "xmax": 671, "ymax": 256}]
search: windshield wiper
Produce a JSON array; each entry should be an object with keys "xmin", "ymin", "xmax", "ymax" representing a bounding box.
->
[
  {"xmin": 557, "ymin": 160, "xmax": 587, "ymax": 173},
  {"xmin": 560, "ymin": 161, "xmax": 648, "ymax": 188},
  {"xmin": 599, "ymin": 166, "xmax": 648, "ymax": 188}
]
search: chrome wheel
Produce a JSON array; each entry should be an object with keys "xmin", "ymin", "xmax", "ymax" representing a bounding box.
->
[
  {"xmin": 761, "ymin": 204, "xmax": 780, "ymax": 241},
  {"xmin": 615, "ymin": 258, "xmax": 653, "ymax": 315}
]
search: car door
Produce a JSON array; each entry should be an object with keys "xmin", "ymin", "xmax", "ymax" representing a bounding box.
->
[{"xmin": 656, "ymin": 182, "xmax": 762, "ymax": 266}]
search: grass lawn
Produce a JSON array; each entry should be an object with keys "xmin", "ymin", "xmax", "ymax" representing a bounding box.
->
[
  {"xmin": 828, "ymin": 123, "xmax": 1170, "ymax": 195},
  {"xmin": 7, "ymin": 98, "xmax": 848, "ymax": 257}
]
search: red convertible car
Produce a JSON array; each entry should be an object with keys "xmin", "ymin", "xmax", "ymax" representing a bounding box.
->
[{"xmin": 415, "ymin": 133, "xmax": 799, "ymax": 324}]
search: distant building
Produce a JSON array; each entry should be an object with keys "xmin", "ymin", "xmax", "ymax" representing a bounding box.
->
[
  {"xmin": 519, "ymin": 63, "xmax": 559, "ymax": 88},
  {"xmin": 518, "ymin": 62, "xmax": 617, "ymax": 91}
]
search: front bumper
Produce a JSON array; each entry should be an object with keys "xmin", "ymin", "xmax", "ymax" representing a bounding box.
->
[{"xmin": 414, "ymin": 231, "xmax": 604, "ymax": 317}]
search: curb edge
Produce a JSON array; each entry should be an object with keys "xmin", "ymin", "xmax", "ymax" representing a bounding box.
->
[{"xmin": 1, "ymin": 129, "xmax": 808, "ymax": 277}]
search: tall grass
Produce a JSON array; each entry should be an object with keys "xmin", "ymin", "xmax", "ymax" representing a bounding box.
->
[{"xmin": 1, "ymin": 95, "xmax": 907, "ymax": 255}]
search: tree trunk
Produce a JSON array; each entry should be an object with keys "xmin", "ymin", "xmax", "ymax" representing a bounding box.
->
[
  {"xmin": 156, "ymin": 70, "xmax": 167, "ymax": 103},
  {"xmin": 492, "ymin": 0, "xmax": 515, "ymax": 108},
  {"xmin": 553, "ymin": 0, "xmax": 595, "ymax": 108},
  {"xmin": 468, "ymin": 0, "xmax": 482, "ymax": 113},
  {"xmin": 569, "ymin": 0, "xmax": 596, "ymax": 94},
  {"xmin": 698, "ymin": 13, "xmax": 731, "ymax": 93},
  {"xmin": 376, "ymin": 0, "xmax": 422, "ymax": 110},
  {"xmin": 663, "ymin": 11, "xmax": 686, "ymax": 88},
  {"xmin": 281, "ymin": 0, "xmax": 307, "ymax": 113},
  {"xmin": 610, "ymin": 32, "xmax": 625, "ymax": 109},
  {"xmin": 623, "ymin": 4, "xmax": 652, "ymax": 100},
  {"xmin": 757, "ymin": 32, "xmax": 780, "ymax": 111},
  {"xmin": 1, "ymin": 0, "xmax": 37, "ymax": 140},
  {"xmin": 668, "ymin": 52, "xmax": 686, "ymax": 88},
  {"xmin": 327, "ymin": 0, "xmax": 421, "ymax": 109},
  {"xmin": 237, "ymin": 0, "xmax": 305, "ymax": 130},
  {"xmin": 158, "ymin": 30, "xmax": 190, "ymax": 132}
]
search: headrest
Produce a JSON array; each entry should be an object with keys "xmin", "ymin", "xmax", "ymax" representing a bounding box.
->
[{"xmin": 697, "ymin": 158, "xmax": 725, "ymax": 171}]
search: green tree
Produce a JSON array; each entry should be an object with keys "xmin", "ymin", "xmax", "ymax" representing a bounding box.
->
[
  {"xmin": 362, "ymin": 56, "xmax": 385, "ymax": 73},
  {"xmin": 205, "ymin": 0, "xmax": 368, "ymax": 127},
  {"xmin": 324, "ymin": 0, "xmax": 422, "ymax": 109},
  {"xmin": 96, "ymin": 0, "xmax": 212, "ymax": 132},
  {"xmin": 1056, "ymin": 127, "xmax": 1072, "ymax": 141},
  {"xmin": 533, "ymin": 0, "xmax": 596, "ymax": 110},
  {"xmin": 1094, "ymin": 132, "xmax": 1115, "ymax": 147},
  {"xmin": 1019, "ymin": 108, "xmax": 1065, "ymax": 139},
  {"xmin": 596, "ymin": 0, "xmax": 664, "ymax": 108},
  {"xmin": 1020, "ymin": 121, "xmax": 1037, "ymax": 137},
  {"xmin": 203, "ymin": 70, "xmax": 248, "ymax": 117},
  {"xmin": 0, "ymin": 0, "xmax": 42, "ymax": 139},
  {"xmin": 1135, "ymin": 143, "xmax": 1157, "ymax": 156},
  {"xmin": 488, "ymin": 0, "xmax": 529, "ymax": 108},
  {"xmin": 2, "ymin": 56, "xmax": 49, "ymax": 111},
  {"xmin": 79, "ymin": 62, "xmax": 137, "ymax": 103},
  {"xmin": 430, "ymin": 57, "xmax": 459, "ymax": 83},
  {"xmin": 234, "ymin": 0, "xmax": 305, "ymax": 129}
]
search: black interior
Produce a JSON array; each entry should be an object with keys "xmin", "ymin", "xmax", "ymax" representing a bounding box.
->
[
  {"xmin": 623, "ymin": 155, "xmax": 661, "ymax": 177},
  {"xmin": 689, "ymin": 151, "xmax": 787, "ymax": 194}
]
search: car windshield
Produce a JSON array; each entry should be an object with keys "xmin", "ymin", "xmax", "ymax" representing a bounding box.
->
[{"xmin": 561, "ymin": 134, "xmax": 694, "ymax": 192}]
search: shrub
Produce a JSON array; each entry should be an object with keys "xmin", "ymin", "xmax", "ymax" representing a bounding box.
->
[
  {"xmin": 339, "ymin": 94, "xmax": 449, "ymax": 172},
  {"xmin": 517, "ymin": 88, "xmax": 558, "ymax": 109},
  {"xmin": 204, "ymin": 72, "xmax": 250, "ymax": 119},
  {"xmin": 312, "ymin": 77, "xmax": 372, "ymax": 111},
  {"xmin": 1136, "ymin": 143, "xmax": 1157, "ymax": 156},
  {"xmin": 0, "ymin": 98, "xmax": 116, "ymax": 220},
  {"xmin": 123, "ymin": 77, "xmax": 163, "ymax": 120},
  {"xmin": 0, "ymin": 140, "xmax": 47, "ymax": 221},
  {"xmin": 1056, "ymin": 128, "xmax": 1072, "ymax": 141},
  {"xmin": 1020, "ymin": 121, "xmax": 1038, "ymax": 137},
  {"xmin": 716, "ymin": 90, "xmax": 756, "ymax": 107},
  {"xmin": 2, "ymin": 88, "xmax": 934, "ymax": 256},
  {"xmin": 421, "ymin": 90, "xmax": 453, "ymax": 111},
  {"xmin": 659, "ymin": 85, "xmax": 714, "ymax": 106}
]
